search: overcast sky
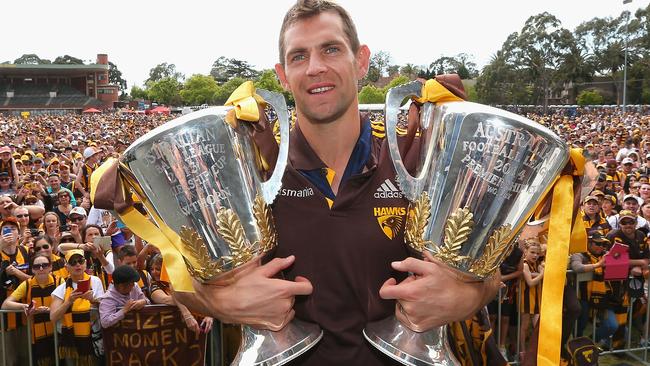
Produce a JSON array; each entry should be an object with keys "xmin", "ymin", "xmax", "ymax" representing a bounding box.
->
[{"xmin": 2, "ymin": 0, "xmax": 646, "ymax": 88}]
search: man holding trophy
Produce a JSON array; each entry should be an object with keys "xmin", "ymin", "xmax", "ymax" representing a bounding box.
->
[
  {"xmin": 96, "ymin": 0, "xmax": 574, "ymax": 365},
  {"xmin": 176, "ymin": 0, "xmax": 506, "ymax": 364}
]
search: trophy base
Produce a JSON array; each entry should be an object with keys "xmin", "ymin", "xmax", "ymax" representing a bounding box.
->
[
  {"xmin": 363, "ymin": 316, "xmax": 460, "ymax": 366},
  {"xmin": 232, "ymin": 318, "xmax": 323, "ymax": 366}
]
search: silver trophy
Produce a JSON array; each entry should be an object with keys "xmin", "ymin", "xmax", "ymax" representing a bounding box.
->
[
  {"xmin": 120, "ymin": 90, "xmax": 322, "ymax": 366},
  {"xmin": 363, "ymin": 81, "xmax": 569, "ymax": 365}
]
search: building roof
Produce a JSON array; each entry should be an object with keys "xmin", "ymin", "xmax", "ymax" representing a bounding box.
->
[{"xmin": 0, "ymin": 63, "xmax": 108, "ymax": 76}]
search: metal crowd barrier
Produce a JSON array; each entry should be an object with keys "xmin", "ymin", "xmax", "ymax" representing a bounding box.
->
[{"xmin": 0, "ymin": 304, "xmax": 222, "ymax": 366}]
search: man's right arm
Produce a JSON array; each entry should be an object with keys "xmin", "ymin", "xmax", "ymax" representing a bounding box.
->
[{"xmin": 173, "ymin": 255, "xmax": 313, "ymax": 331}]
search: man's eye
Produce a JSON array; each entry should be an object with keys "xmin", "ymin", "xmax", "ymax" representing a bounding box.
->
[
  {"xmin": 291, "ymin": 54, "xmax": 306, "ymax": 62},
  {"xmin": 325, "ymin": 47, "xmax": 339, "ymax": 54}
]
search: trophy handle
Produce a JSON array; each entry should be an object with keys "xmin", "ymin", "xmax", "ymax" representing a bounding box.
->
[
  {"xmin": 385, "ymin": 81, "xmax": 422, "ymax": 201},
  {"xmin": 255, "ymin": 89, "xmax": 290, "ymax": 205}
]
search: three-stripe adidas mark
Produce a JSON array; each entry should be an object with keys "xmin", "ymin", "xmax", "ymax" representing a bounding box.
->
[{"xmin": 374, "ymin": 179, "xmax": 403, "ymax": 199}]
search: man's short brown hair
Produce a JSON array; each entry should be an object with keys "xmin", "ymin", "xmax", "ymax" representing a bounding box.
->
[{"xmin": 278, "ymin": 0, "xmax": 360, "ymax": 65}]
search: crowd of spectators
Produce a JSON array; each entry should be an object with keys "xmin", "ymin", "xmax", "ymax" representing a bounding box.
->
[{"xmin": 0, "ymin": 105, "xmax": 649, "ymax": 365}]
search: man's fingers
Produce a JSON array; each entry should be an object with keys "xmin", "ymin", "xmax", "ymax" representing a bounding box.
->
[
  {"xmin": 257, "ymin": 255, "xmax": 295, "ymax": 278},
  {"xmin": 378, "ymin": 277, "xmax": 399, "ymax": 299},
  {"xmin": 277, "ymin": 277, "xmax": 313, "ymax": 296},
  {"xmin": 391, "ymin": 257, "xmax": 432, "ymax": 276}
]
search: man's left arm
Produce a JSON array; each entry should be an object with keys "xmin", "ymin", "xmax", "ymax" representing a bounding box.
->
[
  {"xmin": 99, "ymin": 298, "xmax": 126, "ymax": 328},
  {"xmin": 379, "ymin": 252, "xmax": 500, "ymax": 332}
]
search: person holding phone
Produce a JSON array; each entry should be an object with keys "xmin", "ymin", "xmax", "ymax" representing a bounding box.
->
[
  {"xmin": 2, "ymin": 254, "xmax": 63, "ymax": 366},
  {"xmin": 50, "ymin": 249, "xmax": 104, "ymax": 365}
]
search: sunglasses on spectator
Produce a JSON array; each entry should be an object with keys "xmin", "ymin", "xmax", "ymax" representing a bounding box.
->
[
  {"xmin": 32, "ymin": 263, "xmax": 51, "ymax": 270},
  {"xmin": 69, "ymin": 216, "xmax": 84, "ymax": 222},
  {"xmin": 15, "ymin": 214, "xmax": 29, "ymax": 218},
  {"xmin": 33, "ymin": 244, "xmax": 50, "ymax": 252},
  {"xmin": 58, "ymin": 195, "xmax": 70, "ymax": 199},
  {"xmin": 620, "ymin": 220, "xmax": 636, "ymax": 226},
  {"xmin": 67, "ymin": 257, "xmax": 85, "ymax": 266},
  {"xmin": 60, "ymin": 237, "xmax": 76, "ymax": 243},
  {"xmin": 0, "ymin": 178, "xmax": 10, "ymax": 182}
]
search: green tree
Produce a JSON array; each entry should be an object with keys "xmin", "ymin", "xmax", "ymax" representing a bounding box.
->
[
  {"xmin": 148, "ymin": 77, "xmax": 182, "ymax": 105},
  {"xmin": 576, "ymin": 89, "xmax": 604, "ymax": 105},
  {"xmin": 358, "ymin": 85, "xmax": 385, "ymax": 104},
  {"xmin": 53, "ymin": 55, "xmax": 84, "ymax": 64},
  {"xmin": 400, "ymin": 64, "xmax": 419, "ymax": 79},
  {"xmin": 180, "ymin": 74, "xmax": 219, "ymax": 105},
  {"xmin": 384, "ymin": 75, "xmax": 410, "ymax": 91},
  {"xmin": 130, "ymin": 86, "xmax": 148, "ymax": 100},
  {"xmin": 108, "ymin": 62, "xmax": 127, "ymax": 92},
  {"xmin": 146, "ymin": 63, "xmax": 184, "ymax": 85},
  {"xmin": 210, "ymin": 57, "xmax": 259, "ymax": 82},
  {"xmin": 254, "ymin": 69, "xmax": 294, "ymax": 105},
  {"xmin": 213, "ymin": 77, "xmax": 246, "ymax": 105},
  {"xmin": 13, "ymin": 54, "xmax": 50, "ymax": 64}
]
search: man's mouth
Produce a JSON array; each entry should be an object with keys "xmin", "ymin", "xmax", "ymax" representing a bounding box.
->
[{"xmin": 309, "ymin": 86, "xmax": 334, "ymax": 94}]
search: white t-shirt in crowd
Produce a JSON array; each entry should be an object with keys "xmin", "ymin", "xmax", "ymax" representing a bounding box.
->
[{"xmin": 51, "ymin": 275, "xmax": 105, "ymax": 301}]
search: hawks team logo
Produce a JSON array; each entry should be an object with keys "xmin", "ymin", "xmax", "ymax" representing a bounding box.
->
[{"xmin": 373, "ymin": 207, "xmax": 406, "ymax": 239}]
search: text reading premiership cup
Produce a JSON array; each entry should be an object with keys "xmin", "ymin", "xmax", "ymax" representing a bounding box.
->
[
  {"xmin": 120, "ymin": 89, "xmax": 322, "ymax": 366},
  {"xmin": 363, "ymin": 81, "xmax": 569, "ymax": 365}
]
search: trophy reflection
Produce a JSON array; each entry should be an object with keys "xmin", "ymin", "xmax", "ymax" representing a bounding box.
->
[
  {"xmin": 120, "ymin": 88, "xmax": 322, "ymax": 366},
  {"xmin": 363, "ymin": 81, "xmax": 569, "ymax": 365}
]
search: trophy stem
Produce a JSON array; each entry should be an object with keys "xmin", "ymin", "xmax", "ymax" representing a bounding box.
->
[
  {"xmin": 363, "ymin": 316, "xmax": 460, "ymax": 366},
  {"xmin": 232, "ymin": 319, "xmax": 323, "ymax": 366}
]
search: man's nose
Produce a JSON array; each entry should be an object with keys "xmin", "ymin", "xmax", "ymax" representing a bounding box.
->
[{"xmin": 306, "ymin": 53, "xmax": 327, "ymax": 76}]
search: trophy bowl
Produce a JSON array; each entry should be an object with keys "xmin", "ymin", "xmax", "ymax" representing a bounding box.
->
[
  {"xmin": 120, "ymin": 90, "xmax": 322, "ymax": 366},
  {"xmin": 363, "ymin": 81, "xmax": 569, "ymax": 365}
]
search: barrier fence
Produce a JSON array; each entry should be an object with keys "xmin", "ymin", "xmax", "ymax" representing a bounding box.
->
[{"xmin": 2, "ymin": 270, "xmax": 650, "ymax": 366}]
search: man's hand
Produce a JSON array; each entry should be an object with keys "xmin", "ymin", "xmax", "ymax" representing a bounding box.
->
[
  {"xmin": 173, "ymin": 255, "xmax": 313, "ymax": 331},
  {"xmin": 379, "ymin": 253, "xmax": 500, "ymax": 332},
  {"xmin": 123, "ymin": 299, "xmax": 136, "ymax": 313},
  {"xmin": 132, "ymin": 299, "xmax": 147, "ymax": 311}
]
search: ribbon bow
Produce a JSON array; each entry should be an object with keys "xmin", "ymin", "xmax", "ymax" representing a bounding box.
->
[
  {"xmin": 537, "ymin": 148, "xmax": 587, "ymax": 366},
  {"xmin": 414, "ymin": 79, "xmax": 464, "ymax": 104},
  {"xmin": 224, "ymin": 81, "xmax": 266, "ymax": 124}
]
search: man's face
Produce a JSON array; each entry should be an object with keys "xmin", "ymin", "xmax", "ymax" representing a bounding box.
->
[
  {"xmin": 275, "ymin": 11, "xmax": 369, "ymax": 125},
  {"xmin": 606, "ymin": 164, "xmax": 617, "ymax": 175},
  {"xmin": 115, "ymin": 282, "xmax": 135, "ymax": 296},
  {"xmin": 623, "ymin": 199, "xmax": 639, "ymax": 212},
  {"xmin": 120, "ymin": 255, "xmax": 137, "ymax": 269},
  {"xmin": 0, "ymin": 152, "xmax": 10, "ymax": 162},
  {"xmin": 620, "ymin": 218, "xmax": 637, "ymax": 236},
  {"xmin": 14, "ymin": 208, "xmax": 29, "ymax": 227},
  {"xmin": 47, "ymin": 176, "xmax": 60, "ymax": 190},
  {"xmin": 0, "ymin": 176, "xmax": 10, "ymax": 188},
  {"xmin": 584, "ymin": 200, "xmax": 600, "ymax": 215},
  {"xmin": 623, "ymin": 163, "xmax": 633, "ymax": 172}
]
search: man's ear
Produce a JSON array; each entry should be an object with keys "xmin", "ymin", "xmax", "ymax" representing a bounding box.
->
[
  {"xmin": 274, "ymin": 63, "xmax": 291, "ymax": 91},
  {"xmin": 356, "ymin": 45, "xmax": 371, "ymax": 79}
]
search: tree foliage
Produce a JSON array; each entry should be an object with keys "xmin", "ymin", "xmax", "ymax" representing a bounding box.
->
[
  {"xmin": 13, "ymin": 54, "xmax": 50, "ymax": 64},
  {"xmin": 146, "ymin": 63, "xmax": 184, "ymax": 85},
  {"xmin": 577, "ymin": 89, "xmax": 604, "ymax": 105},
  {"xmin": 108, "ymin": 62, "xmax": 127, "ymax": 92},
  {"xmin": 53, "ymin": 55, "xmax": 84, "ymax": 64},
  {"xmin": 130, "ymin": 86, "xmax": 148, "ymax": 100},
  {"xmin": 358, "ymin": 85, "xmax": 385, "ymax": 104},
  {"xmin": 210, "ymin": 57, "xmax": 259, "ymax": 82},
  {"xmin": 213, "ymin": 77, "xmax": 246, "ymax": 105},
  {"xmin": 147, "ymin": 77, "xmax": 182, "ymax": 106},
  {"xmin": 180, "ymin": 74, "xmax": 219, "ymax": 105}
]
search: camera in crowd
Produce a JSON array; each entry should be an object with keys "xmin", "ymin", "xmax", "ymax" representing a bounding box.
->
[{"xmin": 0, "ymin": 261, "xmax": 25, "ymax": 291}]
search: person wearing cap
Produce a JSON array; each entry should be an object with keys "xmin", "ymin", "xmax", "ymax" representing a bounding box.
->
[
  {"xmin": 98, "ymin": 265, "xmax": 149, "ymax": 328},
  {"xmin": 50, "ymin": 249, "xmax": 105, "ymax": 365},
  {"xmin": 58, "ymin": 164, "xmax": 76, "ymax": 187},
  {"xmin": 605, "ymin": 159, "xmax": 624, "ymax": 189},
  {"xmin": 570, "ymin": 231, "xmax": 609, "ymax": 338},
  {"xmin": 621, "ymin": 157, "xmax": 639, "ymax": 179},
  {"xmin": 607, "ymin": 195, "xmax": 650, "ymax": 233},
  {"xmin": 605, "ymin": 210, "xmax": 650, "ymax": 347},
  {"xmin": 0, "ymin": 172, "xmax": 14, "ymax": 196},
  {"xmin": 601, "ymin": 195, "xmax": 618, "ymax": 219},
  {"xmin": 639, "ymin": 154, "xmax": 650, "ymax": 177},
  {"xmin": 581, "ymin": 195, "xmax": 611, "ymax": 235},
  {"xmin": 0, "ymin": 146, "xmax": 19, "ymax": 191},
  {"xmin": 73, "ymin": 147, "xmax": 100, "ymax": 199}
]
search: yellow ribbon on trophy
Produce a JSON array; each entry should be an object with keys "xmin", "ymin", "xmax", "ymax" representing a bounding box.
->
[
  {"xmin": 414, "ymin": 79, "xmax": 464, "ymax": 104},
  {"xmin": 224, "ymin": 80, "xmax": 266, "ymax": 126},
  {"xmin": 537, "ymin": 148, "xmax": 586, "ymax": 366},
  {"xmin": 90, "ymin": 159, "xmax": 195, "ymax": 292},
  {"xmin": 89, "ymin": 83, "xmax": 268, "ymax": 294}
]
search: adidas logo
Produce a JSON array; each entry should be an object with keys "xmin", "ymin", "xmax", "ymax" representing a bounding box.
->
[{"xmin": 374, "ymin": 179, "xmax": 403, "ymax": 199}]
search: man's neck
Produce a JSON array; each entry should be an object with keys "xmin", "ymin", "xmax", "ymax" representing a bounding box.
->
[
  {"xmin": 297, "ymin": 109, "xmax": 362, "ymax": 194},
  {"xmin": 2, "ymin": 244, "xmax": 17, "ymax": 255}
]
